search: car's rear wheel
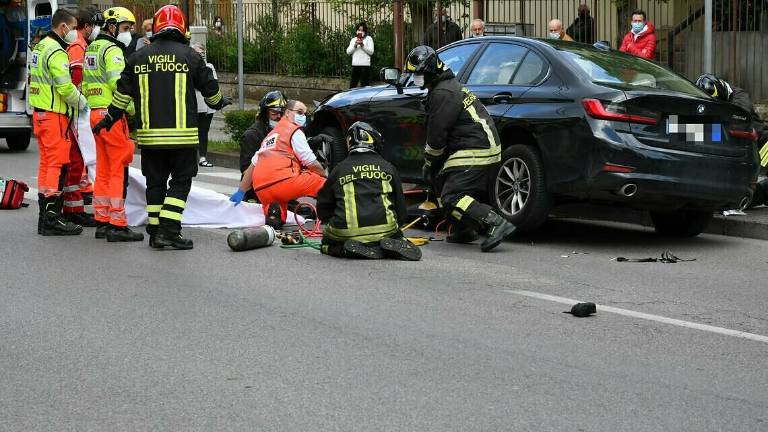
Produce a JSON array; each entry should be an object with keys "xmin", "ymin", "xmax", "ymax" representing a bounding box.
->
[
  {"xmin": 492, "ymin": 145, "xmax": 551, "ymax": 232},
  {"xmin": 319, "ymin": 126, "xmax": 347, "ymax": 172},
  {"xmin": 650, "ymin": 210, "xmax": 713, "ymax": 237},
  {"xmin": 3, "ymin": 130, "xmax": 31, "ymax": 151}
]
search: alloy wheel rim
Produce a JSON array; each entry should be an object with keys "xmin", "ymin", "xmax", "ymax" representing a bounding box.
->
[{"xmin": 495, "ymin": 157, "xmax": 531, "ymax": 216}]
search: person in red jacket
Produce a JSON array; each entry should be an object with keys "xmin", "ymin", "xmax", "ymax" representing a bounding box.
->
[
  {"xmin": 62, "ymin": 9, "xmax": 99, "ymax": 227},
  {"xmin": 619, "ymin": 10, "xmax": 656, "ymax": 60}
]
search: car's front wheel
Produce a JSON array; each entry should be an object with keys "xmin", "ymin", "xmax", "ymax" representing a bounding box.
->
[
  {"xmin": 492, "ymin": 145, "xmax": 551, "ymax": 232},
  {"xmin": 3, "ymin": 130, "xmax": 31, "ymax": 151},
  {"xmin": 318, "ymin": 126, "xmax": 347, "ymax": 172},
  {"xmin": 650, "ymin": 210, "xmax": 713, "ymax": 237}
]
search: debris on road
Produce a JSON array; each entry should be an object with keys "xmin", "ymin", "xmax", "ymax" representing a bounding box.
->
[
  {"xmin": 614, "ymin": 251, "xmax": 696, "ymax": 263},
  {"xmin": 564, "ymin": 302, "xmax": 597, "ymax": 317}
]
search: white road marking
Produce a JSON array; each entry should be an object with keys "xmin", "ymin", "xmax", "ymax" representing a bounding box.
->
[{"xmin": 504, "ymin": 289, "xmax": 768, "ymax": 344}]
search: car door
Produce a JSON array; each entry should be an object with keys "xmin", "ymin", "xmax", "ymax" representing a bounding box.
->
[
  {"xmin": 463, "ymin": 43, "xmax": 529, "ymax": 116},
  {"xmin": 463, "ymin": 43, "xmax": 551, "ymax": 139},
  {"xmin": 366, "ymin": 42, "xmax": 483, "ymax": 181}
]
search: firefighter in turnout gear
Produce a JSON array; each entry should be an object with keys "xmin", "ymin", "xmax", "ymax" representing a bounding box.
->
[
  {"xmin": 84, "ymin": 6, "xmax": 144, "ymax": 242},
  {"xmin": 316, "ymin": 122, "xmax": 421, "ymax": 261},
  {"xmin": 406, "ymin": 45, "xmax": 516, "ymax": 252},
  {"xmin": 93, "ymin": 5, "xmax": 228, "ymax": 249},
  {"xmin": 29, "ymin": 9, "xmax": 89, "ymax": 236}
]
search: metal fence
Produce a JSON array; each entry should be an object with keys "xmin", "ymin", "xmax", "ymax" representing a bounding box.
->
[{"xmin": 94, "ymin": 0, "xmax": 768, "ymax": 101}]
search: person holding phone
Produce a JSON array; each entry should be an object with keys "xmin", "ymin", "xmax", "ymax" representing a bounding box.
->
[{"xmin": 346, "ymin": 22, "xmax": 374, "ymax": 88}]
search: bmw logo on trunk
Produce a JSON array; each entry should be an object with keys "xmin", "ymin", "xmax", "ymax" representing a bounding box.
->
[{"xmin": 697, "ymin": 104, "xmax": 706, "ymax": 114}]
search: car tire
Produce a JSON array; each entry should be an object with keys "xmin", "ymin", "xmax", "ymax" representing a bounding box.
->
[
  {"xmin": 492, "ymin": 145, "xmax": 552, "ymax": 232},
  {"xmin": 4, "ymin": 130, "xmax": 31, "ymax": 151},
  {"xmin": 650, "ymin": 210, "xmax": 713, "ymax": 237},
  {"xmin": 320, "ymin": 126, "xmax": 347, "ymax": 171}
]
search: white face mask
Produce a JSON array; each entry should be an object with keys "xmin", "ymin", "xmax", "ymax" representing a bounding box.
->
[
  {"xmin": 88, "ymin": 26, "xmax": 100, "ymax": 41},
  {"xmin": 63, "ymin": 24, "xmax": 78, "ymax": 44},
  {"xmin": 293, "ymin": 113, "xmax": 306, "ymax": 127},
  {"xmin": 117, "ymin": 31, "xmax": 132, "ymax": 47},
  {"xmin": 548, "ymin": 32, "xmax": 561, "ymax": 40},
  {"xmin": 268, "ymin": 119, "xmax": 278, "ymax": 128},
  {"xmin": 145, "ymin": 31, "xmax": 153, "ymax": 38},
  {"xmin": 413, "ymin": 74, "xmax": 425, "ymax": 87}
]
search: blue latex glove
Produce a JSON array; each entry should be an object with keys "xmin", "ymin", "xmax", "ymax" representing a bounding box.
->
[{"xmin": 229, "ymin": 189, "xmax": 245, "ymax": 206}]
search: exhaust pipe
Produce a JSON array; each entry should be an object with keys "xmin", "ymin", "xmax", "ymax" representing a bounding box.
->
[{"xmin": 618, "ymin": 183, "xmax": 638, "ymax": 197}]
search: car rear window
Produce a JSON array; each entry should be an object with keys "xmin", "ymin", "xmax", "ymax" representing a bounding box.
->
[{"xmin": 557, "ymin": 45, "xmax": 709, "ymax": 98}]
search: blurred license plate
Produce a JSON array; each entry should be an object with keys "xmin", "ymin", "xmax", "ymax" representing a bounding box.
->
[{"xmin": 666, "ymin": 115, "xmax": 722, "ymax": 143}]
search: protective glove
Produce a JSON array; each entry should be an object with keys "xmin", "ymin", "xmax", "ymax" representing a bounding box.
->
[
  {"xmin": 307, "ymin": 133, "xmax": 334, "ymax": 147},
  {"xmin": 221, "ymin": 96, "xmax": 233, "ymax": 109},
  {"xmin": 92, "ymin": 112, "xmax": 116, "ymax": 135},
  {"xmin": 229, "ymin": 189, "xmax": 245, "ymax": 206}
]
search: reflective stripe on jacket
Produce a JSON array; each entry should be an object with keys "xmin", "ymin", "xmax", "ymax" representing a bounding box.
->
[
  {"xmin": 110, "ymin": 36, "xmax": 224, "ymax": 148},
  {"xmin": 83, "ymin": 36, "xmax": 129, "ymax": 110},
  {"xmin": 252, "ymin": 117, "xmax": 301, "ymax": 191},
  {"xmin": 29, "ymin": 33, "xmax": 84, "ymax": 115}
]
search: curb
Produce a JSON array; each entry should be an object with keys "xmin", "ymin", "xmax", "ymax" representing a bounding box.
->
[
  {"xmin": 553, "ymin": 203, "xmax": 768, "ymax": 241},
  {"xmin": 206, "ymin": 151, "xmax": 241, "ymax": 170}
]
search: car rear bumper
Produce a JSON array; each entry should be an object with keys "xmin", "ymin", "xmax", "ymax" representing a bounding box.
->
[
  {"xmin": 0, "ymin": 112, "xmax": 32, "ymax": 130},
  {"xmin": 581, "ymin": 133, "xmax": 759, "ymax": 211}
]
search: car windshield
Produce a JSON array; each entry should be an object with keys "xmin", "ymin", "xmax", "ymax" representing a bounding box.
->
[{"xmin": 555, "ymin": 44, "xmax": 709, "ymax": 98}]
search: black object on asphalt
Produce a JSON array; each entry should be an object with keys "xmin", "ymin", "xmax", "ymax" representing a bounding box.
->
[
  {"xmin": 615, "ymin": 251, "xmax": 696, "ymax": 263},
  {"xmin": 565, "ymin": 302, "xmax": 597, "ymax": 317}
]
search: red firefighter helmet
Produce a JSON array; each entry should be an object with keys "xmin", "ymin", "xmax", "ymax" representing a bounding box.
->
[{"xmin": 153, "ymin": 5, "xmax": 186, "ymax": 37}]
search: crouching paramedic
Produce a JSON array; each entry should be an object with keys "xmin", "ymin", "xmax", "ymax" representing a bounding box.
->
[
  {"xmin": 84, "ymin": 7, "xmax": 143, "ymax": 242},
  {"xmin": 30, "ymin": 8, "xmax": 89, "ymax": 236},
  {"xmin": 93, "ymin": 5, "xmax": 228, "ymax": 249},
  {"xmin": 230, "ymin": 100, "xmax": 326, "ymax": 228},
  {"xmin": 407, "ymin": 45, "xmax": 516, "ymax": 252},
  {"xmin": 315, "ymin": 122, "xmax": 421, "ymax": 261}
]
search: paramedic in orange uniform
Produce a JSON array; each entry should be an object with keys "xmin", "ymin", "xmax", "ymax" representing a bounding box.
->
[{"xmin": 230, "ymin": 100, "xmax": 326, "ymax": 228}]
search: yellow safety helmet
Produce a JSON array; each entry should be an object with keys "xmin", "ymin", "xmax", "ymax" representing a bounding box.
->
[{"xmin": 104, "ymin": 7, "xmax": 136, "ymax": 25}]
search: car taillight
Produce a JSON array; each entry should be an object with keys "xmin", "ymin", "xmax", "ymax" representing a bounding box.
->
[
  {"xmin": 582, "ymin": 98, "xmax": 657, "ymax": 125},
  {"xmin": 728, "ymin": 128, "xmax": 757, "ymax": 141},
  {"xmin": 602, "ymin": 163, "xmax": 636, "ymax": 173},
  {"xmin": 0, "ymin": 92, "xmax": 7, "ymax": 113}
]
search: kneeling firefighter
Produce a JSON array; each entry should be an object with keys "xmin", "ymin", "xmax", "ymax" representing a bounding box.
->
[
  {"xmin": 695, "ymin": 74, "xmax": 768, "ymax": 207},
  {"xmin": 407, "ymin": 45, "xmax": 516, "ymax": 252},
  {"xmin": 93, "ymin": 5, "xmax": 229, "ymax": 249},
  {"xmin": 84, "ymin": 6, "xmax": 143, "ymax": 242},
  {"xmin": 316, "ymin": 122, "xmax": 421, "ymax": 260}
]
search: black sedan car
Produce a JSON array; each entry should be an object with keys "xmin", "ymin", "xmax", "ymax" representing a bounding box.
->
[{"xmin": 307, "ymin": 37, "xmax": 760, "ymax": 236}]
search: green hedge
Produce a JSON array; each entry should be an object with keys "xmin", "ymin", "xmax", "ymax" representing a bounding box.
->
[
  {"xmin": 207, "ymin": 17, "xmax": 395, "ymax": 79},
  {"xmin": 223, "ymin": 110, "xmax": 259, "ymax": 145}
]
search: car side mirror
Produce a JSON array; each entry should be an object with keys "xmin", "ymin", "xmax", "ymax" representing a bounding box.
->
[{"xmin": 380, "ymin": 67, "xmax": 401, "ymax": 84}]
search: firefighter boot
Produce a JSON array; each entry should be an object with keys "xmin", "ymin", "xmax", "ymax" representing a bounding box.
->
[
  {"xmin": 64, "ymin": 212, "xmax": 97, "ymax": 227},
  {"xmin": 446, "ymin": 225, "xmax": 480, "ymax": 244},
  {"xmin": 379, "ymin": 237, "xmax": 422, "ymax": 261},
  {"xmin": 266, "ymin": 202, "xmax": 284, "ymax": 230},
  {"xmin": 37, "ymin": 194, "xmax": 45, "ymax": 234},
  {"xmin": 40, "ymin": 195, "xmax": 83, "ymax": 236},
  {"xmin": 153, "ymin": 229, "xmax": 194, "ymax": 250},
  {"xmin": 95, "ymin": 221, "xmax": 109, "ymax": 239},
  {"xmin": 106, "ymin": 225, "xmax": 145, "ymax": 242},
  {"xmin": 479, "ymin": 210, "xmax": 516, "ymax": 252},
  {"xmin": 342, "ymin": 240, "xmax": 384, "ymax": 259}
]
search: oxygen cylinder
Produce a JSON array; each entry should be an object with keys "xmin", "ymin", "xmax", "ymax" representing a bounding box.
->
[{"xmin": 227, "ymin": 225, "xmax": 276, "ymax": 251}]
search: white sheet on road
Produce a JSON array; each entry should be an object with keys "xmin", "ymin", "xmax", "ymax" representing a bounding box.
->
[
  {"xmin": 125, "ymin": 167, "xmax": 303, "ymax": 228},
  {"xmin": 72, "ymin": 109, "xmax": 97, "ymax": 182}
]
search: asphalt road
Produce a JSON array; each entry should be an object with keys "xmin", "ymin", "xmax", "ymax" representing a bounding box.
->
[{"xmin": 2, "ymin": 143, "xmax": 768, "ymax": 431}]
